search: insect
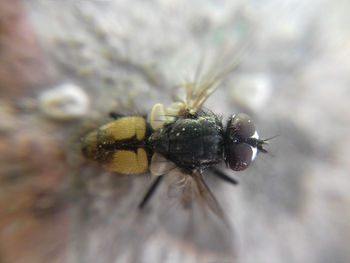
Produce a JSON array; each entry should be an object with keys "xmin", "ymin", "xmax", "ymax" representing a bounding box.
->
[
  {"xmin": 80, "ymin": 60, "xmax": 271, "ymax": 261},
  {"xmin": 81, "ymin": 61, "xmax": 268, "ymax": 213}
]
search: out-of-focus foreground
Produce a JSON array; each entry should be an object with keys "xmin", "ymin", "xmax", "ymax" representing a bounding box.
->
[{"xmin": 1, "ymin": 0, "xmax": 349, "ymax": 262}]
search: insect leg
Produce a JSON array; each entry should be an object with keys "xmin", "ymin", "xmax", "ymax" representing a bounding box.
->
[
  {"xmin": 138, "ymin": 175, "xmax": 164, "ymax": 209},
  {"xmin": 210, "ymin": 168, "xmax": 239, "ymax": 186},
  {"xmin": 109, "ymin": 112, "xmax": 125, "ymax": 119}
]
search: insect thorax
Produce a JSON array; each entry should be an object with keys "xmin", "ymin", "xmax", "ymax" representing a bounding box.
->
[{"xmin": 148, "ymin": 115, "xmax": 224, "ymax": 171}]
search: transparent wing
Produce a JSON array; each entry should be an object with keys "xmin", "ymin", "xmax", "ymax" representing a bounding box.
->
[
  {"xmin": 140, "ymin": 170, "xmax": 237, "ymax": 263},
  {"xmin": 182, "ymin": 65, "xmax": 232, "ymax": 115},
  {"xmin": 171, "ymin": 53, "xmax": 243, "ymax": 117}
]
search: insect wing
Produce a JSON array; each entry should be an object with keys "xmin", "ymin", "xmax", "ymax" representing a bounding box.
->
[
  {"xmin": 168, "ymin": 55, "xmax": 241, "ymax": 117},
  {"xmin": 145, "ymin": 171, "xmax": 237, "ymax": 263}
]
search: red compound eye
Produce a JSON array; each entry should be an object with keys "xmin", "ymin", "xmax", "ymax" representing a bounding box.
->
[
  {"xmin": 227, "ymin": 143, "xmax": 253, "ymax": 171},
  {"xmin": 228, "ymin": 113, "xmax": 256, "ymax": 138}
]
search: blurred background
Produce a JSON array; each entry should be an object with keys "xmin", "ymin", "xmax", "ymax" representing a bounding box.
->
[{"xmin": 1, "ymin": 0, "xmax": 349, "ymax": 262}]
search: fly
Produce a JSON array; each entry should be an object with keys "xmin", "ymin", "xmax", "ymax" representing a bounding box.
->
[{"xmin": 81, "ymin": 60, "xmax": 269, "ymax": 216}]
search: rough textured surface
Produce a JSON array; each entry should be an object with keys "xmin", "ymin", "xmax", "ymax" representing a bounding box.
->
[{"xmin": 1, "ymin": 0, "xmax": 349, "ymax": 262}]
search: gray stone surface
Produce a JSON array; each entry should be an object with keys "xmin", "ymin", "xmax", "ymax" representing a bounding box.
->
[{"xmin": 10, "ymin": 0, "xmax": 350, "ymax": 262}]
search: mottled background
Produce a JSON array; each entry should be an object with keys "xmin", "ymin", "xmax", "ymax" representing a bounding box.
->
[{"xmin": 1, "ymin": 0, "xmax": 349, "ymax": 263}]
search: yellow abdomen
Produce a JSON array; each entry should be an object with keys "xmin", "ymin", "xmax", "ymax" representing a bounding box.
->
[
  {"xmin": 99, "ymin": 116, "xmax": 147, "ymax": 141},
  {"xmin": 81, "ymin": 116, "xmax": 151, "ymax": 175}
]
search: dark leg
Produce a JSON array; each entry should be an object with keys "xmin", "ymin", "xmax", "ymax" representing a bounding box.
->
[
  {"xmin": 109, "ymin": 112, "xmax": 124, "ymax": 119},
  {"xmin": 139, "ymin": 176, "xmax": 164, "ymax": 209},
  {"xmin": 210, "ymin": 168, "xmax": 238, "ymax": 185}
]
